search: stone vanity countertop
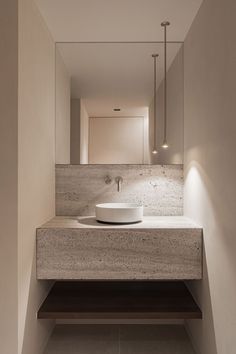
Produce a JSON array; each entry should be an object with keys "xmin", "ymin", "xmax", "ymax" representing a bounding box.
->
[
  {"xmin": 38, "ymin": 216, "xmax": 202, "ymax": 230},
  {"xmin": 37, "ymin": 216, "xmax": 203, "ymax": 280}
]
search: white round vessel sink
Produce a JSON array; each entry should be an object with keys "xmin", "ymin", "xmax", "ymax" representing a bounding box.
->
[{"xmin": 95, "ymin": 203, "xmax": 143, "ymax": 224}]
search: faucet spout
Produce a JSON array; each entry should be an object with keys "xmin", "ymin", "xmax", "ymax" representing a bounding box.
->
[{"xmin": 115, "ymin": 176, "xmax": 123, "ymax": 192}]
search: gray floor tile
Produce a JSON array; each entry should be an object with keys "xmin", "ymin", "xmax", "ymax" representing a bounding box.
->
[
  {"xmin": 119, "ymin": 325, "xmax": 195, "ymax": 354},
  {"xmin": 44, "ymin": 325, "xmax": 119, "ymax": 354},
  {"xmin": 44, "ymin": 324, "xmax": 195, "ymax": 354}
]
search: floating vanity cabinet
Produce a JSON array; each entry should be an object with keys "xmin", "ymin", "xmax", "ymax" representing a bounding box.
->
[{"xmin": 36, "ymin": 216, "xmax": 202, "ymax": 280}]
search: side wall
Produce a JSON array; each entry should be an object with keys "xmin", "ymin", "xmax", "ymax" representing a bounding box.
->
[
  {"xmin": 18, "ymin": 0, "xmax": 56, "ymax": 353},
  {"xmin": 184, "ymin": 0, "xmax": 236, "ymax": 353},
  {"xmin": 70, "ymin": 99, "xmax": 81, "ymax": 164},
  {"xmin": 56, "ymin": 48, "xmax": 70, "ymax": 164},
  {"xmin": 0, "ymin": 1, "xmax": 18, "ymax": 353},
  {"xmin": 70, "ymin": 98, "xmax": 89, "ymax": 164},
  {"xmin": 80, "ymin": 99, "xmax": 89, "ymax": 164}
]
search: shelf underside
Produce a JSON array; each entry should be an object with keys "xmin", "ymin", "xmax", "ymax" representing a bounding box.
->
[{"xmin": 38, "ymin": 281, "xmax": 202, "ymax": 320}]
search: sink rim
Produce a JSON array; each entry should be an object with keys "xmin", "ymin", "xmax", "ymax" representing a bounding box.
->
[
  {"xmin": 96, "ymin": 203, "xmax": 143, "ymax": 210},
  {"xmin": 95, "ymin": 203, "xmax": 143, "ymax": 224}
]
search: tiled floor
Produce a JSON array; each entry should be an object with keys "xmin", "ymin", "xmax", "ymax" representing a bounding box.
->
[{"xmin": 44, "ymin": 325, "xmax": 196, "ymax": 354}]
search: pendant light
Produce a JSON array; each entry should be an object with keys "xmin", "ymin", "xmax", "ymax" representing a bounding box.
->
[
  {"xmin": 151, "ymin": 53, "xmax": 159, "ymax": 155},
  {"xmin": 161, "ymin": 21, "xmax": 170, "ymax": 149}
]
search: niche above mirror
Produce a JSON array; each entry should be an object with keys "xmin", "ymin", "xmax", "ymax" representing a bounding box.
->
[{"xmin": 56, "ymin": 42, "xmax": 183, "ymax": 165}]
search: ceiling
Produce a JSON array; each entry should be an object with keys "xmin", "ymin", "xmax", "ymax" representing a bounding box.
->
[
  {"xmin": 35, "ymin": 0, "xmax": 203, "ymax": 42},
  {"xmin": 36, "ymin": 0, "xmax": 203, "ymax": 116},
  {"xmin": 57, "ymin": 42, "xmax": 182, "ymax": 116}
]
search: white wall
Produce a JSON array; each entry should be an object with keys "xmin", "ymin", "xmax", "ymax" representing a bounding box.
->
[
  {"xmin": 89, "ymin": 117, "xmax": 144, "ymax": 164},
  {"xmin": 149, "ymin": 46, "xmax": 184, "ymax": 164},
  {"xmin": 56, "ymin": 48, "xmax": 70, "ymax": 164},
  {"xmin": 184, "ymin": 0, "xmax": 236, "ymax": 353},
  {"xmin": 18, "ymin": 0, "xmax": 56, "ymax": 353},
  {"xmin": 80, "ymin": 99, "xmax": 89, "ymax": 164},
  {"xmin": 70, "ymin": 98, "xmax": 89, "ymax": 164},
  {"xmin": 0, "ymin": 1, "xmax": 18, "ymax": 353},
  {"xmin": 143, "ymin": 108, "xmax": 150, "ymax": 164},
  {"xmin": 70, "ymin": 99, "xmax": 81, "ymax": 164}
]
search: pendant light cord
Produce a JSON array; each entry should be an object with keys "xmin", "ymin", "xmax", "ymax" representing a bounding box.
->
[
  {"xmin": 152, "ymin": 54, "xmax": 159, "ymax": 152},
  {"xmin": 164, "ymin": 25, "xmax": 167, "ymax": 142},
  {"xmin": 161, "ymin": 21, "xmax": 170, "ymax": 147}
]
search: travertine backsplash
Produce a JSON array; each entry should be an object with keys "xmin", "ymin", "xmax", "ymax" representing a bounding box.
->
[{"xmin": 56, "ymin": 164, "xmax": 183, "ymax": 216}]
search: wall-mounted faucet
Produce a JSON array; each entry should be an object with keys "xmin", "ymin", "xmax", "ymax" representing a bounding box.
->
[
  {"xmin": 104, "ymin": 175, "xmax": 123, "ymax": 192},
  {"xmin": 115, "ymin": 176, "xmax": 123, "ymax": 192}
]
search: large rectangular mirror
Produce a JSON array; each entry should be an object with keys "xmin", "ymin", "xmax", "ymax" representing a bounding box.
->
[{"xmin": 56, "ymin": 42, "xmax": 183, "ymax": 165}]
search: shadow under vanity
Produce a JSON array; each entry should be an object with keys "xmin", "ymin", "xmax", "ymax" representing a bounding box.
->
[{"xmin": 36, "ymin": 165, "xmax": 202, "ymax": 321}]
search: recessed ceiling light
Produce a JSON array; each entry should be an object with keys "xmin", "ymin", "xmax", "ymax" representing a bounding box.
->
[{"xmin": 113, "ymin": 108, "xmax": 121, "ymax": 112}]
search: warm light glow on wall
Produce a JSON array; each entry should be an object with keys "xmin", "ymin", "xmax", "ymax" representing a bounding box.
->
[{"xmin": 184, "ymin": 161, "xmax": 215, "ymax": 225}]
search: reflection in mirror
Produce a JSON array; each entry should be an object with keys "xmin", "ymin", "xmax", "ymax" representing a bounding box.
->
[{"xmin": 55, "ymin": 42, "xmax": 183, "ymax": 165}]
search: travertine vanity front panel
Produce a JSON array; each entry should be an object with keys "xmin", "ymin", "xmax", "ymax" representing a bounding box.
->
[{"xmin": 37, "ymin": 216, "xmax": 202, "ymax": 280}]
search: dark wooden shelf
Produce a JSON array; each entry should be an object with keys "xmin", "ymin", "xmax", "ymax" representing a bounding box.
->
[{"xmin": 38, "ymin": 281, "xmax": 202, "ymax": 320}]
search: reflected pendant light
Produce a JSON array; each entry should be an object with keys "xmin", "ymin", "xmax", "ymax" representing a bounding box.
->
[
  {"xmin": 152, "ymin": 53, "xmax": 159, "ymax": 155},
  {"xmin": 161, "ymin": 21, "xmax": 170, "ymax": 149}
]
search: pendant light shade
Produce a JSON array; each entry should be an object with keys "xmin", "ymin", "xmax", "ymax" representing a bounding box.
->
[
  {"xmin": 161, "ymin": 21, "xmax": 170, "ymax": 149},
  {"xmin": 151, "ymin": 53, "xmax": 159, "ymax": 155}
]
